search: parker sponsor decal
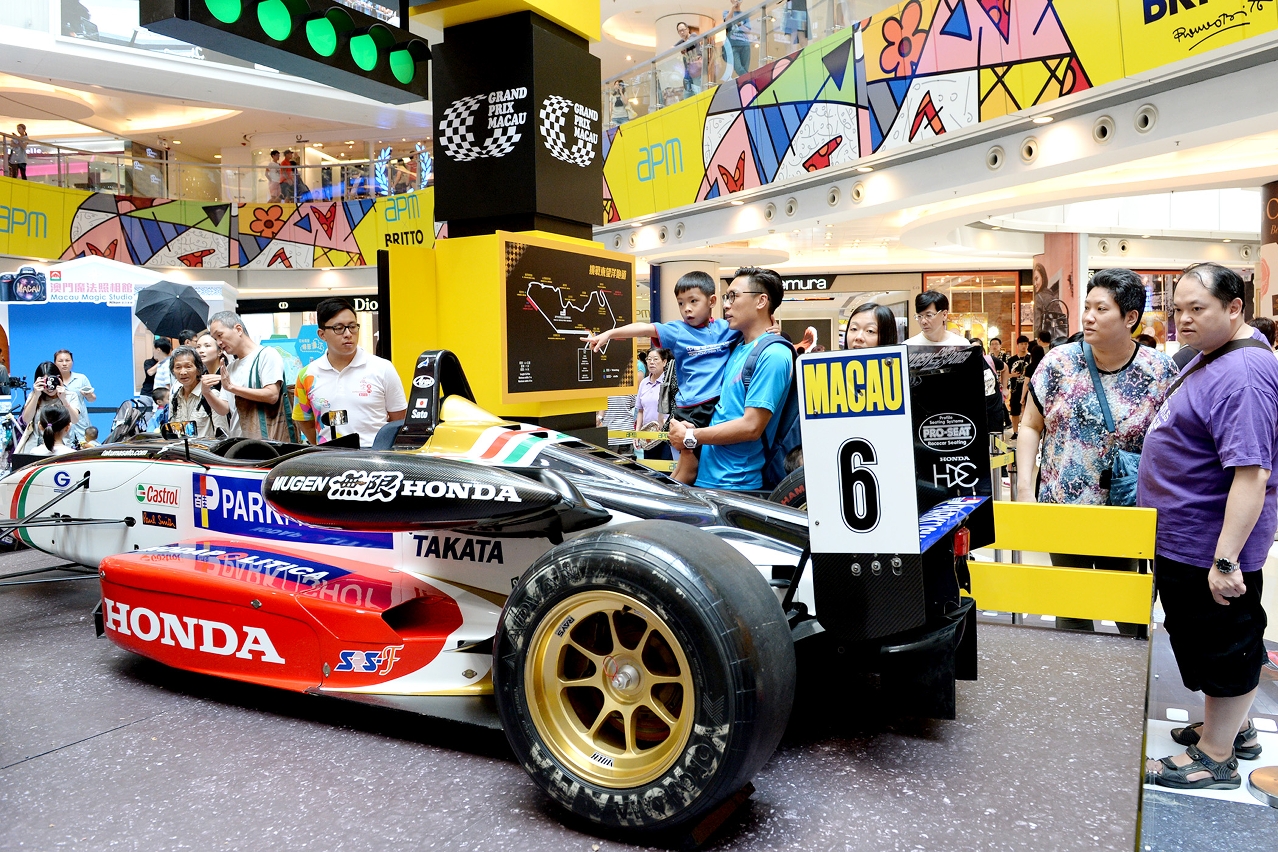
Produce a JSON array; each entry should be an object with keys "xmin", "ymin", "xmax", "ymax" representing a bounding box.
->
[
  {"xmin": 413, "ymin": 533, "xmax": 505, "ymax": 564},
  {"xmin": 334, "ymin": 645, "xmax": 403, "ymax": 676},
  {"xmin": 271, "ymin": 471, "xmax": 524, "ymax": 503},
  {"xmin": 918, "ymin": 414, "xmax": 976, "ymax": 453},
  {"xmin": 102, "ymin": 596, "xmax": 285, "ymax": 664},
  {"xmin": 142, "ymin": 510, "xmax": 178, "ymax": 529},
  {"xmin": 136, "ymin": 482, "xmax": 181, "ymax": 507},
  {"xmin": 192, "ymin": 473, "xmax": 392, "ymax": 550}
]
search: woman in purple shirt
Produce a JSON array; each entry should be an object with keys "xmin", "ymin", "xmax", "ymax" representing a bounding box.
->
[
  {"xmin": 635, "ymin": 348, "xmax": 674, "ymax": 461},
  {"xmin": 1141, "ymin": 263, "xmax": 1277, "ymax": 791}
]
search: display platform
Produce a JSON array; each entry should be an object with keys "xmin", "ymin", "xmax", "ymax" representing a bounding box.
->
[{"xmin": 1, "ymin": 546, "xmax": 1151, "ymax": 852}]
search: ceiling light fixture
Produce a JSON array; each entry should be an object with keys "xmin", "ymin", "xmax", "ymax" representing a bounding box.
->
[
  {"xmin": 172, "ymin": 139, "xmax": 181, "ymax": 144},
  {"xmin": 856, "ymin": 165, "xmax": 873, "ymax": 173},
  {"xmin": 1141, "ymin": 234, "xmax": 1151, "ymax": 239},
  {"xmin": 1032, "ymin": 115, "xmax": 1054, "ymax": 125},
  {"xmin": 991, "ymin": 225, "xmax": 1001, "ymax": 230},
  {"xmin": 1223, "ymin": 238, "xmax": 1233, "ymax": 242},
  {"xmin": 730, "ymin": 199, "xmax": 744, "ymax": 206},
  {"xmin": 213, "ymin": 154, "xmax": 221, "ymax": 159}
]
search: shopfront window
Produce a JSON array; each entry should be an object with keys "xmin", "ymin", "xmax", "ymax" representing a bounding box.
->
[{"xmin": 923, "ymin": 272, "xmax": 1022, "ymax": 345}]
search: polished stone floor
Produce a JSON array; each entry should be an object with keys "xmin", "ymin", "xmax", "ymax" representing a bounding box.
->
[{"xmin": 0, "ymin": 548, "xmax": 1157, "ymax": 851}]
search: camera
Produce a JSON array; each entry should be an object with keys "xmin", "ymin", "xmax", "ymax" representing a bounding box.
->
[{"xmin": 45, "ymin": 375, "xmax": 60, "ymax": 390}]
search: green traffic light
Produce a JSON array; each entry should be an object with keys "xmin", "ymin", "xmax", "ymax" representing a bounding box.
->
[
  {"xmin": 389, "ymin": 49, "xmax": 415, "ymax": 84},
  {"xmin": 305, "ymin": 17, "xmax": 337, "ymax": 56},
  {"xmin": 257, "ymin": 0, "xmax": 293, "ymax": 41},
  {"xmin": 349, "ymin": 33, "xmax": 379, "ymax": 71},
  {"xmin": 204, "ymin": 0, "xmax": 242, "ymax": 24}
]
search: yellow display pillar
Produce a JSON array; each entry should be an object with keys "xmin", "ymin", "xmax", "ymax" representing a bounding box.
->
[{"xmin": 387, "ymin": 231, "xmax": 621, "ymax": 424}]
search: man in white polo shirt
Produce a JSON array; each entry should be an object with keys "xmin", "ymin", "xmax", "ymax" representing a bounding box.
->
[{"xmin": 291, "ymin": 298, "xmax": 407, "ymax": 447}]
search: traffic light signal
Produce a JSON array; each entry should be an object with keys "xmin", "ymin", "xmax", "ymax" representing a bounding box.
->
[{"xmin": 141, "ymin": 1, "xmax": 430, "ymax": 104}]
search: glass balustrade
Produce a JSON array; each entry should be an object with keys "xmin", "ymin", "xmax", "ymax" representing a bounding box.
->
[
  {"xmin": 603, "ymin": 0, "xmax": 851, "ymax": 124},
  {"xmin": 0, "ymin": 134, "xmax": 432, "ymax": 204}
]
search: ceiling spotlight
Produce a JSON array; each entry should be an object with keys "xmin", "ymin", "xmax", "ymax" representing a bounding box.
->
[
  {"xmin": 313, "ymin": 142, "xmax": 323, "ymax": 148},
  {"xmin": 172, "ymin": 139, "xmax": 182, "ymax": 144},
  {"xmin": 856, "ymin": 165, "xmax": 873, "ymax": 173},
  {"xmin": 213, "ymin": 154, "xmax": 221, "ymax": 159},
  {"xmin": 1223, "ymin": 238, "xmax": 1233, "ymax": 242},
  {"xmin": 345, "ymin": 140, "xmax": 355, "ymax": 145},
  {"xmin": 730, "ymin": 199, "xmax": 744, "ymax": 206},
  {"xmin": 1141, "ymin": 234, "xmax": 1151, "ymax": 239},
  {"xmin": 1032, "ymin": 115, "xmax": 1054, "ymax": 125},
  {"xmin": 626, "ymin": 55, "xmax": 632, "ymax": 61},
  {"xmin": 991, "ymin": 225, "xmax": 1002, "ymax": 230}
]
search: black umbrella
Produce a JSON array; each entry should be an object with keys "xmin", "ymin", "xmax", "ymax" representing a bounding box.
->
[{"xmin": 134, "ymin": 280, "xmax": 210, "ymax": 339}]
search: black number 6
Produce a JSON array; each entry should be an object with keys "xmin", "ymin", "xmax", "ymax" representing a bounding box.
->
[{"xmin": 838, "ymin": 438, "xmax": 881, "ymax": 532}]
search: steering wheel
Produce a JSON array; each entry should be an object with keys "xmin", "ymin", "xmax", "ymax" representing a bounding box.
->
[{"xmin": 222, "ymin": 439, "xmax": 282, "ymax": 461}]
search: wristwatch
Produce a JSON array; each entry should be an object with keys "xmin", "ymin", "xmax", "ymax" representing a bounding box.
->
[
  {"xmin": 683, "ymin": 429, "xmax": 698, "ymax": 450},
  {"xmin": 1214, "ymin": 557, "xmax": 1238, "ymax": 574}
]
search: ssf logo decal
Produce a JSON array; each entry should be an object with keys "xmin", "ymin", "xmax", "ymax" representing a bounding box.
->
[{"xmin": 334, "ymin": 645, "xmax": 402, "ymax": 676}]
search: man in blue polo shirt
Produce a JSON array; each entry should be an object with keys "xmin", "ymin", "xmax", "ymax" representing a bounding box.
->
[{"xmin": 668, "ymin": 267, "xmax": 792, "ymax": 491}]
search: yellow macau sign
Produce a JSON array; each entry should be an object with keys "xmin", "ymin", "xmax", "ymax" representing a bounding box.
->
[{"xmin": 802, "ymin": 351, "xmax": 906, "ymax": 418}]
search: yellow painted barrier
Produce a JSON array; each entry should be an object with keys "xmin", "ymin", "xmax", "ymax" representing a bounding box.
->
[
  {"xmin": 637, "ymin": 459, "xmax": 677, "ymax": 472},
  {"xmin": 989, "ymin": 452, "xmax": 1015, "ymax": 470},
  {"xmin": 971, "ymin": 501, "xmax": 1157, "ymax": 625},
  {"xmin": 608, "ymin": 429, "xmax": 669, "ymax": 441}
]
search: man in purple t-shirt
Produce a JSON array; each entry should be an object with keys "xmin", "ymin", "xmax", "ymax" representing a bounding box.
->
[{"xmin": 1139, "ymin": 263, "xmax": 1276, "ymax": 791}]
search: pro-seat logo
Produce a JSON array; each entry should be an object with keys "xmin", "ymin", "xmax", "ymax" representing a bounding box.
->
[
  {"xmin": 438, "ymin": 88, "xmax": 528, "ymax": 162},
  {"xmin": 539, "ymin": 96, "xmax": 599, "ymax": 167},
  {"xmin": 102, "ymin": 597, "xmax": 285, "ymax": 664},
  {"xmin": 136, "ymin": 482, "xmax": 180, "ymax": 506}
]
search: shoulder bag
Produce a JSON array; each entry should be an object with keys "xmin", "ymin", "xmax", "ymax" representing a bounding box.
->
[{"xmin": 1081, "ymin": 342, "xmax": 1143, "ymax": 506}]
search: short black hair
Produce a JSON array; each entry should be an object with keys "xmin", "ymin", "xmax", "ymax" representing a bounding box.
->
[
  {"xmin": 1016, "ymin": 334, "xmax": 1029, "ymax": 344},
  {"xmin": 178, "ymin": 328, "xmax": 197, "ymax": 342},
  {"xmin": 154, "ymin": 339, "xmax": 172, "ymax": 355},
  {"xmin": 270, "ymin": 149, "xmax": 280, "ymax": 157},
  {"xmin": 1136, "ymin": 334, "xmax": 1158, "ymax": 348},
  {"xmin": 990, "ymin": 336, "xmax": 1002, "ymax": 345},
  {"xmin": 673, "ymin": 270, "xmax": 716, "ymax": 298},
  {"xmin": 1252, "ymin": 316, "xmax": 1276, "ymax": 347},
  {"xmin": 1036, "ymin": 330, "xmax": 1052, "ymax": 344},
  {"xmin": 1087, "ymin": 268, "xmax": 1146, "ymax": 332},
  {"xmin": 317, "ymin": 297, "xmax": 357, "ymax": 328},
  {"xmin": 732, "ymin": 267, "xmax": 783, "ymax": 313},
  {"xmin": 915, "ymin": 291, "xmax": 948, "ymax": 313},
  {"xmin": 1180, "ymin": 262, "xmax": 1245, "ymax": 309}
]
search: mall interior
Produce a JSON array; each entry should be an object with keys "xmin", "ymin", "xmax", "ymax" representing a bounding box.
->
[{"xmin": 2, "ymin": 1, "xmax": 1278, "ymax": 849}]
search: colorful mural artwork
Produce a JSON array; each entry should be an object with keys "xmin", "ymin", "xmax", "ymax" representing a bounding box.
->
[
  {"xmin": 601, "ymin": 0, "xmax": 1278, "ymax": 222},
  {"xmin": 0, "ymin": 177, "xmax": 434, "ymax": 269}
]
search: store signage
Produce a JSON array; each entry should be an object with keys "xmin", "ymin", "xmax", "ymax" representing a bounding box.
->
[
  {"xmin": 238, "ymin": 296, "xmax": 378, "ymax": 314},
  {"xmin": 637, "ymin": 139, "xmax": 683, "ymax": 182},
  {"xmin": 0, "ymin": 205, "xmax": 48, "ymax": 238},
  {"xmin": 781, "ymin": 275, "xmax": 835, "ymax": 291},
  {"xmin": 432, "ymin": 12, "xmax": 602, "ymax": 234}
]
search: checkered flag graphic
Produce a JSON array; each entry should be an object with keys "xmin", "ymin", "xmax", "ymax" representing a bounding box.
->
[
  {"xmin": 438, "ymin": 95, "xmax": 486, "ymax": 162},
  {"xmin": 539, "ymin": 96, "xmax": 596, "ymax": 167},
  {"xmin": 483, "ymin": 124, "xmax": 522, "ymax": 158}
]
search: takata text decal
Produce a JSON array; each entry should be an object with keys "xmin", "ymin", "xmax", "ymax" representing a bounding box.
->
[
  {"xmin": 334, "ymin": 645, "xmax": 403, "ymax": 676},
  {"xmin": 193, "ymin": 473, "xmax": 392, "ymax": 549},
  {"xmin": 413, "ymin": 534, "xmax": 504, "ymax": 564},
  {"xmin": 102, "ymin": 596, "xmax": 285, "ymax": 664}
]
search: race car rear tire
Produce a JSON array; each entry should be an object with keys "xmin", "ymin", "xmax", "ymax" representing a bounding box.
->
[
  {"xmin": 494, "ymin": 520, "xmax": 795, "ymax": 835},
  {"xmin": 767, "ymin": 467, "xmax": 806, "ymax": 510}
]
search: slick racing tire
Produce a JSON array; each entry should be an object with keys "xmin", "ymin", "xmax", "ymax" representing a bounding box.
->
[
  {"xmin": 767, "ymin": 467, "xmax": 806, "ymax": 510},
  {"xmin": 494, "ymin": 520, "xmax": 795, "ymax": 835}
]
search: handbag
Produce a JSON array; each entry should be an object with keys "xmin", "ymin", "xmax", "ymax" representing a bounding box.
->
[{"xmin": 1081, "ymin": 342, "xmax": 1142, "ymax": 506}]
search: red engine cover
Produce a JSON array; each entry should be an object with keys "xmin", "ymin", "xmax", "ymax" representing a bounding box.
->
[{"xmin": 100, "ymin": 540, "xmax": 464, "ymax": 694}]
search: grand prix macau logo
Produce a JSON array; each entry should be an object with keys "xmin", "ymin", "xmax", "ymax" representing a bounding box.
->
[
  {"xmin": 538, "ymin": 95, "xmax": 599, "ymax": 167},
  {"xmin": 438, "ymin": 87, "xmax": 528, "ymax": 162}
]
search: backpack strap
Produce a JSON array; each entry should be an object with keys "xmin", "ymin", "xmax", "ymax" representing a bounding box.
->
[
  {"xmin": 1166, "ymin": 337, "xmax": 1271, "ymax": 397},
  {"xmin": 739, "ymin": 334, "xmax": 797, "ymax": 459}
]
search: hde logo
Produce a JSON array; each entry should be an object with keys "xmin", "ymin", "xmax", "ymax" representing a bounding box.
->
[
  {"xmin": 102, "ymin": 597, "xmax": 285, "ymax": 664},
  {"xmin": 136, "ymin": 482, "xmax": 180, "ymax": 506}
]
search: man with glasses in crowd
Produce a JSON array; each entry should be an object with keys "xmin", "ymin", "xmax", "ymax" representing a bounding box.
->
[
  {"xmin": 668, "ymin": 267, "xmax": 790, "ymax": 491},
  {"xmin": 906, "ymin": 291, "xmax": 969, "ymax": 346},
  {"xmin": 209, "ymin": 311, "xmax": 290, "ymax": 441},
  {"xmin": 292, "ymin": 297, "xmax": 406, "ymax": 447}
]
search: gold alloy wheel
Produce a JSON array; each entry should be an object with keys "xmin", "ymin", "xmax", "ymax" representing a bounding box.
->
[{"xmin": 525, "ymin": 590, "xmax": 695, "ymax": 788}]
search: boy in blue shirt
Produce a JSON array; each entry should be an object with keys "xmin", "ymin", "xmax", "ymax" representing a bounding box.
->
[
  {"xmin": 668, "ymin": 268, "xmax": 792, "ymax": 491},
  {"xmin": 587, "ymin": 271, "xmax": 739, "ymax": 483}
]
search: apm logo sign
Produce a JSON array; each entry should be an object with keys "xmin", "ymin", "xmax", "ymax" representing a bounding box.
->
[
  {"xmin": 0, "ymin": 206, "xmax": 48, "ymax": 238},
  {"xmin": 637, "ymin": 139, "xmax": 683, "ymax": 183}
]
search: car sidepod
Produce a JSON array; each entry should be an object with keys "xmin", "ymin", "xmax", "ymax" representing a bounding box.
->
[{"xmin": 98, "ymin": 540, "xmax": 499, "ymax": 698}]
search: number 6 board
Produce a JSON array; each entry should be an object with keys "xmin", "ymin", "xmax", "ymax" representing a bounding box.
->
[{"xmin": 797, "ymin": 345, "xmax": 921, "ymax": 555}]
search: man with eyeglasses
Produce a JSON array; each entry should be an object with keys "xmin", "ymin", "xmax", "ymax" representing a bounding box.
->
[
  {"xmin": 668, "ymin": 267, "xmax": 791, "ymax": 491},
  {"xmin": 905, "ymin": 291, "xmax": 969, "ymax": 346},
  {"xmin": 209, "ymin": 310, "xmax": 290, "ymax": 441},
  {"xmin": 292, "ymin": 297, "xmax": 406, "ymax": 447}
]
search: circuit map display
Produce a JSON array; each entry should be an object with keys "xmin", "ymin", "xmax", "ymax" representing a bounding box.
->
[{"xmin": 502, "ymin": 237, "xmax": 635, "ymax": 401}]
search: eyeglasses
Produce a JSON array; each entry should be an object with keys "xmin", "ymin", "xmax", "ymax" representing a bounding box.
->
[
  {"xmin": 723, "ymin": 289, "xmax": 763, "ymax": 305},
  {"xmin": 914, "ymin": 311, "xmax": 944, "ymax": 321},
  {"xmin": 322, "ymin": 322, "xmax": 360, "ymax": 335}
]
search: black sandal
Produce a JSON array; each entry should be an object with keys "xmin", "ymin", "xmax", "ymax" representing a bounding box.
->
[
  {"xmin": 1171, "ymin": 720, "xmax": 1262, "ymax": 760},
  {"xmin": 1145, "ymin": 744, "xmax": 1240, "ymax": 790}
]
